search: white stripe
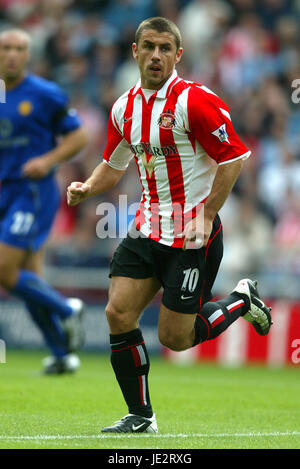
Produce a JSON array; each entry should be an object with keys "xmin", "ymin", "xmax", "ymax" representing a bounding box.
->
[
  {"xmin": 1, "ymin": 431, "xmax": 298, "ymax": 440},
  {"xmin": 227, "ymin": 299, "xmax": 244, "ymax": 312},
  {"xmin": 219, "ymin": 107, "xmax": 231, "ymax": 121},
  {"xmin": 208, "ymin": 309, "xmax": 223, "ymax": 324},
  {"xmin": 136, "ymin": 345, "xmax": 146, "ymax": 366},
  {"xmin": 141, "ymin": 375, "xmax": 147, "ymax": 405},
  {"xmin": 131, "ymin": 94, "xmax": 143, "ymax": 146}
]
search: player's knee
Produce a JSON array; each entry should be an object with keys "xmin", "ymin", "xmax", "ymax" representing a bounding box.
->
[
  {"xmin": 105, "ymin": 302, "xmax": 136, "ymax": 333},
  {"xmin": 158, "ymin": 329, "xmax": 188, "ymax": 352}
]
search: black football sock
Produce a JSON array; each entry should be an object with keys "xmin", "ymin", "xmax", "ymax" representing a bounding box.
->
[
  {"xmin": 110, "ymin": 328, "xmax": 153, "ymax": 418},
  {"xmin": 193, "ymin": 293, "xmax": 250, "ymax": 346}
]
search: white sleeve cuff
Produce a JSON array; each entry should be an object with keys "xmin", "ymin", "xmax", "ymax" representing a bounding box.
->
[{"xmin": 218, "ymin": 150, "xmax": 251, "ymax": 165}]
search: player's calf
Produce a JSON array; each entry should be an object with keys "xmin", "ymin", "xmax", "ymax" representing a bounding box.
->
[
  {"xmin": 158, "ymin": 304, "xmax": 196, "ymax": 351},
  {"xmin": 0, "ymin": 244, "xmax": 25, "ymax": 289}
]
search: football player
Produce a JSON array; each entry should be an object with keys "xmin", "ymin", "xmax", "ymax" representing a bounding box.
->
[
  {"xmin": 0, "ymin": 29, "xmax": 88, "ymax": 374},
  {"xmin": 67, "ymin": 17, "xmax": 272, "ymax": 432}
]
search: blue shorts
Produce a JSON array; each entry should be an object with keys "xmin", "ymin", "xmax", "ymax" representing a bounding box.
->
[{"xmin": 0, "ymin": 176, "xmax": 60, "ymax": 252}]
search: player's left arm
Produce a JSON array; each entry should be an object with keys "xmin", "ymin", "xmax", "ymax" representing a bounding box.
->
[
  {"xmin": 182, "ymin": 159, "xmax": 243, "ymax": 249},
  {"xmin": 182, "ymin": 85, "xmax": 250, "ymax": 249},
  {"xmin": 22, "ymin": 126, "xmax": 88, "ymax": 179}
]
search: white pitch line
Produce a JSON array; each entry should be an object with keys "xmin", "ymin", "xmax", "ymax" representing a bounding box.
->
[{"xmin": 0, "ymin": 431, "xmax": 300, "ymax": 441}]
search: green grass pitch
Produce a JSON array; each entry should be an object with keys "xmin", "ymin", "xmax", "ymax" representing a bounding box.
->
[{"xmin": 0, "ymin": 350, "xmax": 299, "ymax": 449}]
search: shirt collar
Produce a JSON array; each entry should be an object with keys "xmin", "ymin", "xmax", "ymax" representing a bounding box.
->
[{"xmin": 133, "ymin": 69, "xmax": 179, "ymax": 99}]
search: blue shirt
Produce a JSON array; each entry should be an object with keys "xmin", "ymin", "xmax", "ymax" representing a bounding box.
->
[{"xmin": 0, "ymin": 73, "xmax": 81, "ymax": 181}]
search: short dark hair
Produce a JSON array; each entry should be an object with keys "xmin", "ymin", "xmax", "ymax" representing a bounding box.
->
[{"xmin": 135, "ymin": 17, "xmax": 182, "ymax": 50}]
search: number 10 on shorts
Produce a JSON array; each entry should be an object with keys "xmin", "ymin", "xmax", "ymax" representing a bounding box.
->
[{"xmin": 182, "ymin": 268, "xmax": 200, "ymax": 292}]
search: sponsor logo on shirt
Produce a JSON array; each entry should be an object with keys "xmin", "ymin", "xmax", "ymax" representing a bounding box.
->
[
  {"xmin": 141, "ymin": 153, "xmax": 156, "ymax": 177},
  {"xmin": 130, "ymin": 142, "xmax": 178, "ymax": 158},
  {"xmin": 130, "ymin": 142, "xmax": 179, "ymax": 177}
]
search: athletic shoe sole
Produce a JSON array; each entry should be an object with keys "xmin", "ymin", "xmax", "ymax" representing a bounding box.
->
[{"xmin": 234, "ymin": 279, "xmax": 272, "ymax": 336}]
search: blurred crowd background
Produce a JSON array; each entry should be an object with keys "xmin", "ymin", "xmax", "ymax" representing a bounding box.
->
[{"xmin": 1, "ymin": 0, "xmax": 300, "ymax": 297}]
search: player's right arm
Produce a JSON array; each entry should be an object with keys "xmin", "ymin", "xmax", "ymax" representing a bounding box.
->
[
  {"xmin": 67, "ymin": 98, "xmax": 132, "ymax": 206},
  {"xmin": 67, "ymin": 162, "xmax": 125, "ymax": 206}
]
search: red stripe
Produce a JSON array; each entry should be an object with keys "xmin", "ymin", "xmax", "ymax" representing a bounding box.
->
[
  {"xmin": 122, "ymin": 89, "xmax": 135, "ymax": 142},
  {"xmin": 196, "ymin": 337, "xmax": 218, "ymax": 361},
  {"xmin": 210, "ymin": 313, "xmax": 225, "ymax": 328},
  {"xmin": 140, "ymin": 92, "xmax": 161, "ymax": 242},
  {"xmin": 134, "ymin": 155, "xmax": 146, "ymax": 231},
  {"xmin": 247, "ymin": 323, "xmax": 268, "ymax": 363},
  {"xmin": 111, "ymin": 341, "xmax": 145, "ymax": 353},
  {"xmin": 159, "ymin": 81, "xmax": 187, "ymax": 246},
  {"xmin": 166, "ymin": 76, "xmax": 179, "ymax": 96},
  {"xmin": 103, "ymin": 111, "xmax": 124, "ymax": 163},
  {"xmin": 131, "ymin": 346, "xmax": 141, "ymax": 367},
  {"xmin": 123, "ymin": 88, "xmax": 150, "ymax": 234}
]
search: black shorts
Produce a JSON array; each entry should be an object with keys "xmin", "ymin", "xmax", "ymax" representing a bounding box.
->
[{"xmin": 109, "ymin": 215, "xmax": 223, "ymax": 314}]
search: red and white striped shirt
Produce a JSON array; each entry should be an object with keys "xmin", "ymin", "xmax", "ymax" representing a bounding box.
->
[{"xmin": 103, "ymin": 70, "xmax": 250, "ymax": 247}]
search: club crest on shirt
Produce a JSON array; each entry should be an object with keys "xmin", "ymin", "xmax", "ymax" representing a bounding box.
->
[
  {"xmin": 211, "ymin": 123, "xmax": 230, "ymax": 143},
  {"xmin": 158, "ymin": 109, "xmax": 176, "ymax": 129},
  {"xmin": 18, "ymin": 100, "xmax": 33, "ymax": 116}
]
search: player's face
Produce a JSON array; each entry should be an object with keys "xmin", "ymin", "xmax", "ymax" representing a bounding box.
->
[
  {"xmin": 0, "ymin": 32, "xmax": 30, "ymax": 82},
  {"xmin": 132, "ymin": 29, "xmax": 183, "ymax": 90}
]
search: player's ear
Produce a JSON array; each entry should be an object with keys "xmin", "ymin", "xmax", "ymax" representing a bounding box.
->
[
  {"xmin": 175, "ymin": 47, "xmax": 183, "ymax": 65},
  {"xmin": 132, "ymin": 42, "xmax": 138, "ymax": 60}
]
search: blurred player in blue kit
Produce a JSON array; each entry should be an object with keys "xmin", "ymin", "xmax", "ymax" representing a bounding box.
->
[{"xmin": 0, "ymin": 29, "xmax": 88, "ymax": 374}]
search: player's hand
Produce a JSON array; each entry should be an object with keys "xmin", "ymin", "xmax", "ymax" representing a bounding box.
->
[
  {"xmin": 22, "ymin": 156, "xmax": 53, "ymax": 179},
  {"xmin": 180, "ymin": 216, "xmax": 213, "ymax": 250},
  {"xmin": 67, "ymin": 181, "xmax": 91, "ymax": 206}
]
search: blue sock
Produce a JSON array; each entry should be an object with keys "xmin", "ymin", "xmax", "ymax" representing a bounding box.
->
[
  {"xmin": 13, "ymin": 270, "xmax": 73, "ymax": 320},
  {"xmin": 25, "ymin": 301, "xmax": 68, "ymax": 358}
]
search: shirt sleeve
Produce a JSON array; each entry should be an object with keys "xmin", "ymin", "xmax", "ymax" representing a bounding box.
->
[
  {"xmin": 187, "ymin": 84, "xmax": 251, "ymax": 165},
  {"xmin": 47, "ymin": 83, "xmax": 81, "ymax": 135},
  {"xmin": 102, "ymin": 106, "xmax": 133, "ymax": 170}
]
